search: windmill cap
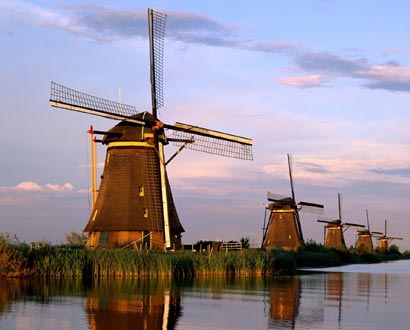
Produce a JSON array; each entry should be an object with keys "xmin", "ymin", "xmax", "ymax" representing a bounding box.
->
[{"xmin": 103, "ymin": 112, "xmax": 167, "ymax": 144}]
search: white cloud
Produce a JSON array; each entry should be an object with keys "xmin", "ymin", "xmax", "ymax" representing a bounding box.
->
[
  {"xmin": 45, "ymin": 183, "xmax": 74, "ymax": 192},
  {"xmin": 0, "ymin": 181, "xmax": 79, "ymax": 206},
  {"xmin": 15, "ymin": 181, "xmax": 43, "ymax": 191}
]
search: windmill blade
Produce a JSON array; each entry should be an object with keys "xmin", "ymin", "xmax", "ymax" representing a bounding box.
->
[
  {"xmin": 371, "ymin": 231, "xmax": 384, "ymax": 236},
  {"xmin": 266, "ymin": 191, "xmax": 291, "ymax": 203},
  {"xmin": 318, "ymin": 216, "xmax": 339, "ymax": 222},
  {"xmin": 298, "ymin": 201, "xmax": 325, "ymax": 214},
  {"xmin": 169, "ymin": 122, "xmax": 253, "ymax": 160},
  {"xmin": 388, "ymin": 236, "xmax": 404, "ymax": 240},
  {"xmin": 338, "ymin": 192, "xmax": 342, "ymax": 221},
  {"xmin": 257, "ymin": 201, "xmax": 269, "ymax": 208},
  {"xmin": 366, "ymin": 209, "xmax": 371, "ymax": 231},
  {"xmin": 50, "ymin": 82, "xmax": 145, "ymax": 125},
  {"xmin": 287, "ymin": 154, "xmax": 296, "ymax": 203},
  {"xmin": 343, "ymin": 222, "xmax": 365, "ymax": 228},
  {"xmin": 148, "ymin": 8, "xmax": 166, "ymax": 114},
  {"xmin": 317, "ymin": 219, "xmax": 336, "ymax": 224}
]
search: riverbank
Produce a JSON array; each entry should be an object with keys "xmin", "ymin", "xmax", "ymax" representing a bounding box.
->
[{"xmin": 1, "ymin": 235, "xmax": 407, "ymax": 278}]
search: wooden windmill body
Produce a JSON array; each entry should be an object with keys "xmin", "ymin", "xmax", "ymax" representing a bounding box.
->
[
  {"xmin": 355, "ymin": 230, "xmax": 373, "ymax": 251},
  {"xmin": 355, "ymin": 210, "xmax": 380, "ymax": 252},
  {"xmin": 84, "ymin": 114, "xmax": 183, "ymax": 249},
  {"xmin": 318, "ymin": 193, "xmax": 364, "ymax": 249},
  {"xmin": 375, "ymin": 220, "xmax": 403, "ymax": 250},
  {"xmin": 262, "ymin": 154, "xmax": 324, "ymax": 250},
  {"xmin": 50, "ymin": 9, "xmax": 253, "ymax": 250}
]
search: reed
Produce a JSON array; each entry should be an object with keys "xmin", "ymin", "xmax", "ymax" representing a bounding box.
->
[{"xmin": 0, "ymin": 235, "xmax": 407, "ymax": 278}]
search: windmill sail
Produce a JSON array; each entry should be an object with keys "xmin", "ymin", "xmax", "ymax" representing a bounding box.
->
[
  {"xmin": 148, "ymin": 9, "xmax": 166, "ymax": 113},
  {"xmin": 267, "ymin": 191, "xmax": 291, "ymax": 202},
  {"xmin": 170, "ymin": 123, "xmax": 253, "ymax": 160},
  {"xmin": 50, "ymin": 82, "xmax": 254, "ymax": 160},
  {"xmin": 50, "ymin": 82, "xmax": 144, "ymax": 124},
  {"xmin": 298, "ymin": 201, "xmax": 325, "ymax": 214}
]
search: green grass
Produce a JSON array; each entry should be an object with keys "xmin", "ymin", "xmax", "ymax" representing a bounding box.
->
[{"xmin": 0, "ymin": 234, "xmax": 407, "ymax": 278}]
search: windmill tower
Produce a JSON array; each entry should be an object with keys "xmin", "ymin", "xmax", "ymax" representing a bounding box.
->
[
  {"xmin": 261, "ymin": 154, "xmax": 324, "ymax": 250},
  {"xmin": 374, "ymin": 220, "xmax": 403, "ymax": 250},
  {"xmin": 49, "ymin": 9, "xmax": 253, "ymax": 250},
  {"xmin": 317, "ymin": 193, "xmax": 364, "ymax": 249},
  {"xmin": 355, "ymin": 210, "xmax": 382, "ymax": 252}
]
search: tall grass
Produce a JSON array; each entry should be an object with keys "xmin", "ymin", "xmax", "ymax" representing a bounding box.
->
[{"xmin": 0, "ymin": 235, "xmax": 407, "ymax": 278}]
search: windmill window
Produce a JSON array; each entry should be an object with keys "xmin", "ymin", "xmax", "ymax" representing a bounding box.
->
[
  {"xmin": 139, "ymin": 186, "xmax": 144, "ymax": 197},
  {"xmin": 99, "ymin": 231, "xmax": 109, "ymax": 246},
  {"xmin": 144, "ymin": 208, "xmax": 148, "ymax": 218}
]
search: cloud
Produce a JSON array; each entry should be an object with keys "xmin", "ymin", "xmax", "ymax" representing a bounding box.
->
[
  {"xmin": 15, "ymin": 181, "xmax": 43, "ymax": 191},
  {"xmin": 12, "ymin": 181, "xmax": 74, "ymax": 192},
  {"xmin": 45, "ymin": 183, "xmax": 74, "ymax": 192},
  {"xmin": 263, "ymin": 154, "xmax": 410, "ymax": 188},
  {"xmin": 360, "ymin": 65, "xmax": 410, "ymax": 91},
  {"xmin": 369, "ymin": 168, "xmax": 410, "ymax": 177},
  {"xmin": 3, "ymin": 1, "xmax": 410, "ymax": 92},
  {"xmin": 0, "ymin": 181, "xmax": 79, "ymax": 206},
  {"xmin": 382, "ymin": 48, "xmax": 410, "ymax": 56},
  {"xmin": 294, "ymin": 52, "xmax": 368, "ymax": 76},
  {"xmin": 286, "ymin": 52, "xmax": 410, "ymax": 92},
  {"xmin": 278, "ymin": 74, "xmax": 331, "ymax": 88}
]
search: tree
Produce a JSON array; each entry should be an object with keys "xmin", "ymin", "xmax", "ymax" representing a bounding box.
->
[
  {"xmin": 240, "ymin": 236, "xmax": 250, "ymax": 249},
  {"xmin": 65, "ymin": 231, "xmax": 87, "ymax": 245}
]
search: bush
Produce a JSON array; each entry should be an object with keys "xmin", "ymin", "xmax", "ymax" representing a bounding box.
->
[{"xmin": 0, "ymin": 234, "xmax": 30, "ymax": 277}]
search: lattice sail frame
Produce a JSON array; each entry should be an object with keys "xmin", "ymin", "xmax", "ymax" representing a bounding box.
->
[
  {"xmin": 170, "ymin": 122, "xmax": 253, "ymax": 161},
  {"xmin": 149, "ymin": 9, "xmax": 166, "ymax": 110},
  {"xmin": 50, "ymin": 82, "xmax": 142, "ymax": 121}
]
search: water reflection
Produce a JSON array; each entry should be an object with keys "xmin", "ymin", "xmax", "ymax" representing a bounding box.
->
[
  {"xmin": 86, "ymin": 279, "xmax": 181, "ymax": 330},
  {"xmin": 2, "ymin": 261, "xmax": 410, "ymax": 329},
  {"xmin": 325, "ymin": 273, "xmax": 343, "ymax": 324},
  {"xmin": 267, "ymin": 277, "xmax": 300, "ymax": 329}
]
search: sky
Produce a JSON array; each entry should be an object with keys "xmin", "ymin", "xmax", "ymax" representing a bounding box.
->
[{"xmin": 0, "ymin": 0, "xmax": 409, "ymax": 250}]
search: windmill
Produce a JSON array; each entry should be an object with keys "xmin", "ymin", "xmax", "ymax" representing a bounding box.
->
[
  {"xmin": 49, "ymin": 9, "xmax": 253, "ymax": 250},
  {"xmin": 355, "ymin": 209, "xmax": 382, "ymax": 252},
  {"xmin": 317, "ymin": 193, "xmax": 364, "ymax": 249},
  {"xmin": 373, "ymin": 220, "xmax": 403, "ymax": 250},
  {"xmin": 261, "ymin": 154, "xmax": 324, "ymax": 250}
]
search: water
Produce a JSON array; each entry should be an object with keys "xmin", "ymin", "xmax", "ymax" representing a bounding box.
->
[{"xmin": 1, "ymin": 260, "xmax": 410, "ymax": 329}]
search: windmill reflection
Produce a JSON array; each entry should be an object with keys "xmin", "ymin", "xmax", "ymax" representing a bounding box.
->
[
  {"xmin": 267, "ymin": 277, "xmax": 300, "ymax": 329},
  {"xmin": 86, "ymin": 279, "xmax": 181, "ymax": 330},
  {"xmin": 325, "ymin": 272, "xmax": 344, "ymax": 324}
]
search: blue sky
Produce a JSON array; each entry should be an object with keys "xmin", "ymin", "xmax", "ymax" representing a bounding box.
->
[{"xmin": 0, "ymin": 0, "xmax": 409, "ymax": 249}]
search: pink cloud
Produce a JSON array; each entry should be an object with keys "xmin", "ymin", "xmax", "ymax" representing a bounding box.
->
[
  {"xmin": 15, "ymin": 181, "xmax": 43, "ymax": 191},
  {"xmin": 45, "ymin": 183, "xmax": 74, "ymax": 192},
  {"xmin": 278, "ymin": 74, "xmax": 330, "ymax": 88},
  {"xmin": 364, "ymin": 65, "xmax": 410, "ymax": 83}
]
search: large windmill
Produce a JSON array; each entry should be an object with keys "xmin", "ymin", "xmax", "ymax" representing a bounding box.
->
[
  {"xmin": 49, "ymin": 9, "xmax": 253, "ymax": 250},
  {"xmin": 355, "ymin": 210, "xmax": 382, "ymax": 251},
  {"xmin": 374, "ymin": 220, "xmax": 403, "ymax": 250},
  {"xmin": 261, "ymin": 154, "xmax": 324, "ymax": 250},
  {"xmin": 317, "ymin": 193, "xmax": 364, "ymax": 249}
]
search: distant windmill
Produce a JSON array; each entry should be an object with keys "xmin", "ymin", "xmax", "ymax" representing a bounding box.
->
[
  {"xmin": 355, "ymin": 210, "xmax": 382, "ymax": 252},
  {"xmin": 317, "ymin": 193, "xmax": 364, "ymax": 249},
  {"xmin": 261, "ymin": 154, "xmax": 324, "ymax": 250},
  {"xmin": 373, "ymin": 220, "xmax": 403, "ymax": 250},
  {"xmin": 49, "ymin": 9, "xmax": 253, "ymax": 250}
]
